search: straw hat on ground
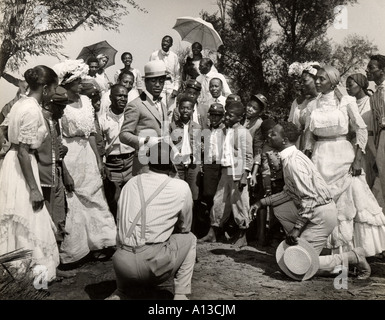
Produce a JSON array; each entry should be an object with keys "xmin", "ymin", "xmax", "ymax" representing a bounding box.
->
[{"xmin": 276, "ymin": 238, "xmax": 319, "ymax": 281}]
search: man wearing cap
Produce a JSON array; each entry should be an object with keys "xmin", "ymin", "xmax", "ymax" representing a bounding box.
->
[
  {"xmin": 149, "ymin": 35, "xmax": 181, "ymax": 114},
  {"xmin": 99, "ymin": 84, "xmax": 135, "ymax": 219},
  {"xmin": 119, "ymin": 60, "xmax": 170, "ymax": 176},
  {"xmin": 246, "ymin": 94, "xmax": 268, "ymax": 192},
  {"xmin": 199, "ymin": 100, "xmax": 253, "ymax": 247},
  {"xmin": 196, "ymin": 58, "xmax": 231, "ymax": 107},
  {"xmin": 250, "ymin": 122, "xmax": 371, "ymax": 280},
  {"xmin": 107, "ymin": 141, "xmax": 196, "ymax": 300},
  {"xmin": 200, "ymin": 102, "xmax": 226, "ymax": 230}
]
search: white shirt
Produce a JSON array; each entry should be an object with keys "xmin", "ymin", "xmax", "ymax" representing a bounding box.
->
[
  {"xmin": 181, "ymin": 123, "xmax": 192, "ymax": 164},
  {"xmin": 208, "ymin": 127, "xmax": 224, "ymax": 163},
  {"xmin": 221, "ymin": 127, "xmax": 234, "ymax": 167},
  {"xmin": 117, "ymin": 171, "xmax": 193, "ymax": 246},
  {"xmin": 149, "ymin": 49, "xmax": 181, "ymax": 91},
  {"xmin": 196, "ymin": 71, "xmax": 231, "ymax": 105},
  {"xmin": 98, "ymin": 108, "xmax": 135, "ymax": 157}
]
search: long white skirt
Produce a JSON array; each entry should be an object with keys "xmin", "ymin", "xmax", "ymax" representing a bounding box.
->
[
  {"xmin": 0, "ymin": 150, "xmax": 59, "ymax": 281},
  {"xmin": 60, "ymin": 137, "xmax": 116, "ymax": 264},
  {"xmin": 312, "ymin": 139, "xmax": 385, "ymax": 257}
]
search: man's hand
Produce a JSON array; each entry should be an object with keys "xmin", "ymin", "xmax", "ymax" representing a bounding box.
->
[
  {"xmin": 59, "ymin": 144, "xmax": 68, "ymax": 159},
  {"xmin": 31, "ymin": 189, "xmax": 44, "ymax": 212},
  {"xmin": 63, "ymin": 171, "xmax": 75, "ymax": 193},
  {"xmin": 238, "ymin": 173, "xmax": 248, "ymax": 191},
  {"xmin": 171, "ymin": 89, "xmax": 179, "ymax": 99},
  {"xmin": 349, "ymin": 157, "xmax": 362, "ymax": 177},
  {"xmin": 285, "ymin": 227, "xmax": 301, "ymax": 246},
  {"xmin": 249, "ymin": 200, "xmax": 263, "ymax": 220},
  {"xmin": 146, "ymin": 136, "xmax": 164, "ymax": 148}
]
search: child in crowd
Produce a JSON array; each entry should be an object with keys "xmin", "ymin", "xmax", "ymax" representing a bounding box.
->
[
  {"xmin": 251, "ymin": 119, "xmax": 285, "ymax": 248},
  {"xmin": 199, "ymin": 100, "xmax": 253, "ymax": 247},
  {"xmin": 200, "ymin": 102, "xmax": 226, "ymax": 236},
  {"xmin": 170, "ymin": 95, "xmax": 202, "ymax": 236}
]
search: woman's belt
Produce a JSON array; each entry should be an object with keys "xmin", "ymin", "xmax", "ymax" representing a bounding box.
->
[
  {"xmin": 314, "ymin": 135, "xmax": 348, "ymax": 142},
  {"xmin": 10, "ymin": 143, "xmax": 36, "ymax": 154}
]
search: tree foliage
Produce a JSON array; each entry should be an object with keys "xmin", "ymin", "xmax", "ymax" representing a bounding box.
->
[
  {"xmin": 0, "ymin": 0, "xmax": 147, "ymax": 75},
  {"xmin": 329, "ymin": 33, "xmax": 378, "ymax": 81},
  {"xmin": 200, "ymin": 0, "xmax": 376, "ymax": 121}
]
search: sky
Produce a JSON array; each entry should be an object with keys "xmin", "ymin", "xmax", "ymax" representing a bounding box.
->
[{"xmin": 1, "ymin": 0, "xmax": 385, "ymax": 108}]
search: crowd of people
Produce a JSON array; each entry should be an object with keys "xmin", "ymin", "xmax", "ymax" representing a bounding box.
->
[{"xmin": 1, "ymin": 34, "xmax": 385, "ymax": 300}]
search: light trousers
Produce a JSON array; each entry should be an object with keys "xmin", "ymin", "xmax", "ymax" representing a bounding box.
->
[
  {"xmin": 211, "ymin": 168, "xmax": 250, "ymax": 230},
  {"xmin": 272, "ymin": 200, "xmax": 353, "ymax": 272},
  {"xmin": 112, "ymin": 232, "xmax": 196, "ymax": 295}
]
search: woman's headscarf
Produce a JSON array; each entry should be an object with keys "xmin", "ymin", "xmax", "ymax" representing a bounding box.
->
[
  {"xmin": 347, "ymin": 73, "xmax": 369, "ymax": 90},
  {"xmin": 322, "ymin": 65, "xmax": 341, "ymax": 86}
]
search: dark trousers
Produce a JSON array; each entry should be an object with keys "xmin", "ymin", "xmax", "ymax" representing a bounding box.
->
[{"xmin": 104, "ymin": 153, "xmax": 134, "ymax": 221}]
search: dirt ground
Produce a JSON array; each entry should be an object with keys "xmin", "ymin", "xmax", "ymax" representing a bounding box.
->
[{"xmin": 43, "ymin": 239, "xmax": 385, "ymax": 301}]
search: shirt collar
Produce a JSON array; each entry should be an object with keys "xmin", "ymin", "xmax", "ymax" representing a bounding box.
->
[
  {"xmin": 161, "ymin": 49, "xmax": 170, "ymax": 56},
  {"xmin": 143, "ymin": 89, "xmax": 162, "ymax": 103},
  {"xmin": 279, "ymin": 145, "xmax": 297, "ymax": 161}
]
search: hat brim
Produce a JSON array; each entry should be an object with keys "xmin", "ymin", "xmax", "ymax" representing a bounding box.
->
[
  {"xmin": 251, "ymin": 95, "xmax": 268, "ymax": 108},
  {"xmin": 142, "ymin": 73, "xmax": 167, "ymax": 79},
  {"xmin": 276, "ymin": 238, "xmax": 319, "ymax": 281}
]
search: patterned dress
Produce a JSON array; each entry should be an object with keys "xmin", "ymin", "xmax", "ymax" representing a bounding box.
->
[{"xmin": 59, "ymin": 95, "xmax": 116, "ymax": 264}]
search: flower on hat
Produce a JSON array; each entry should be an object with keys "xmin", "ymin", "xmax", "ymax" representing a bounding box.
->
[
  {"xmin": 288, "ymin": 62, "xmax": 304, "ymax": 78},
  {"xmin": 302, "ymin": 61, "xmax": 321, "ymax": 76},
  {"xmin": 53, "ymin": 59, "xmax": 89, "ymax": 86}
]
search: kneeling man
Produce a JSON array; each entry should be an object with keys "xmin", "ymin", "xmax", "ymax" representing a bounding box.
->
[{"xmin": 109, "ymin": 141, "xmax": 197, "ymax": 299}]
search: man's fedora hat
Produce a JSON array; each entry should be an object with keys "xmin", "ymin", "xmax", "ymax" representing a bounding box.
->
[
  {"xmin": 143, "ymin": 60, "xmax": 167, "ymax": 78},
  {"xmin": 276, "ymin": 238, "xmax": 319, "ymax": 281}
]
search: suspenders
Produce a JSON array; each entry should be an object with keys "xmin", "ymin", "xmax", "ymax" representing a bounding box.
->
[{"xmin": 125, "ymin": 175, "xmax": 172, "ymax": 244}]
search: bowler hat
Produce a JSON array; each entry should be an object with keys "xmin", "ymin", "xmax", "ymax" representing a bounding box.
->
[
  {"xmin": 251, "ymin": 93, "xmax": 268, "ymax": 108},
  {"xmin": 276, "ymin": 238, "xmax": 319, "ymax": 281},
  {"xmin": 143, "ymin": 60, "xmax": 167, "ymax": 78},
  {"xmin": 225, "ymin": 94, "xmax": 241, "ymax": 104},
  {"xmin": 185, "ymin": 79, "xmax": 202, "ymax": 91},
  {"xmin": 225, "ymin": 100, "xmax": 245, "ymax": 116},
  {"xmin": 80, "ymin": 79, "xmax": 101, "ymax": 99},
  {"xmin": 50, "ymin": 86, "xmax": 71, "ymax": 106},
  {"xmin": 208, "ymin": 103, "xmax": 225, "ymax": 115}
]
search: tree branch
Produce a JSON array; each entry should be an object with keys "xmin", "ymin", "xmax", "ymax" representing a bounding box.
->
[{"xmin": 24, "ymin": 12, "xmax": 93, "ymax": 40}]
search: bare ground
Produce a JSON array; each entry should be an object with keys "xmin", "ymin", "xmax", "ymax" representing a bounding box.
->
[{"xmin": 43, "ymin": 241, "xmax": 385, "ymax": 301}]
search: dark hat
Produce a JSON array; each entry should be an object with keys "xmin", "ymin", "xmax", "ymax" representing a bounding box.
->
[
  {"xmin": 225, "ymin": 101, "xmax": 245, "ymax": 116},
  {"xmin": 208, "ymin": 103, "xmax": 225, "ymax": 115},
  {"xmin": 260, "ymin": 118, "xmax": 277, "ymax": 136},
  {"xmin": 185, "ymin": 79, "xmax": 202, "ymax": 91},
  {"xmin": 50, "ymin": 86, "xmax": 71, "ymax": 106},
  {"xmin": 80, "ymin": 79, "xmax": 101, "ymax": 99},
  {"xmin": 225, "ymin": 94, "xmax": 241, "ymax": 103},
  {"xmin": 251, "ymin": 93, "xmax": 268, "ymax": 108}
]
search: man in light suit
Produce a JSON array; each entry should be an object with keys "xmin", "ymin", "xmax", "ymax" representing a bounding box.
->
[{"xmin": 119, "ymin": 60, "xmax": 170, "ymax": 176}]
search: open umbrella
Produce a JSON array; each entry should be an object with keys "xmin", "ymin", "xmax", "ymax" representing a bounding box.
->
[
  {"xmin": 76, "ymin": 40, "xmax": 118, "ymax": 69},
  {"xmin": 172, "ymin": 16, "xmax": 223, "ymax": 51}
]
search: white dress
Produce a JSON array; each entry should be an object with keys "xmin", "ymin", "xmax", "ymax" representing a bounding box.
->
[
  {"xmin": 59, "ymin": 95, "xmax": 116, "ymax": 264},
  {"xmin": 0, "ymin": 97, "xmax": 59, "ymax": 281},
  {"xmin": 305, "ymin": 92, "xmax": 385, "ymax": 257}
]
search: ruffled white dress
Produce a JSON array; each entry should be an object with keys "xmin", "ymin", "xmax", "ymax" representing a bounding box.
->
[
  {"xmin": 0, "ymin": 97, "xmax": 60, "ymax": 281},
  {"xmin": 59, "ymin": 95, "xmax": 116, "ymax": 264},
  {"xmin": 305, "ymin": 92, "xmax": 385, "ymax": 257}
]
